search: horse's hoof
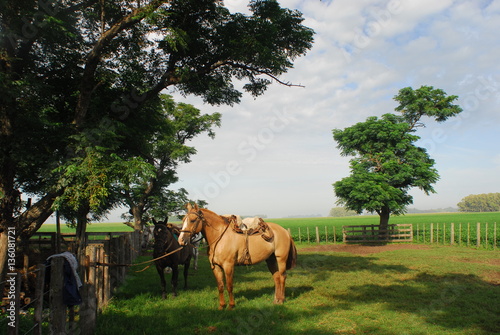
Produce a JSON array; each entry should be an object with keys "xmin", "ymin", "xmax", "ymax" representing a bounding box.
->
[
  {"xmin": 228, "ymin": 304, "xmax": 235, "ymax": 310},
  {"xmin": 218, "ymin": 304, "xmax": 226, "ymax": 310},
  {"xmin": 273, "ymin": 299, "xmax": 284, "ymax": 305}
]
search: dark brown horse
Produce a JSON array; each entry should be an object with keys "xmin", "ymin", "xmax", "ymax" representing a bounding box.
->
[
  {"xmin": 153, "ymin": 222, "xmax": 192, "ymax": 299},
  {"xmin": 178, "ymin": 203, "xmax": 297, "ymax": 309}
]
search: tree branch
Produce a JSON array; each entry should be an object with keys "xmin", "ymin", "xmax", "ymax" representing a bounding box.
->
[
  {"xmin": 73, "ymin": 0, "xmax": 172, "ymax": 127},
  {"xmin": 213, "ymin": 60, "xmax": 305, "ymax": 88}
]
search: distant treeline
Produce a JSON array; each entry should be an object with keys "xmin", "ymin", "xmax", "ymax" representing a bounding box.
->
[
  {"xmin": 406, "ymin": 207, "xmax": 458, "ymax": 214},
  {"xmin": 458, "ymin": 193, "xmax": 500, "ymax": 212}
]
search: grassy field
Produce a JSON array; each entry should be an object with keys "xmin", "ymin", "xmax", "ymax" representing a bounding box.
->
[
  {"xmin": 95, "ymin": 244, "xmax": 500, "ymax": 335},
  {"xmin": 37, "ymin": 212, "xmax": 500, "ymax": 234},
  {"xmin": 37, "ymin": 212, "xmax": 500, "ymax": 248}
]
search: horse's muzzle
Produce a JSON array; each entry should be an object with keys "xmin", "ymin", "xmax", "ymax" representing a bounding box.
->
[{"xmin": 178, "ymin": 233, "xmax": 189, "ymax": 246}]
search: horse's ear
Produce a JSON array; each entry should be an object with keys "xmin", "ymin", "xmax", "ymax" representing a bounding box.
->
[
  {"xmin": 186, "ymin": 203, "xmax": 192, "ymax": 211},
  {"xmin": 164, "ymin": 216, "xmax": 169, "ymax": 224},
  {"xmin": 152, "ymin": 218, "xmax": 158, "ymax": 225},
  {"xmin": 194, "ymin": 203, "xmax": 199, "ymax": 211}
]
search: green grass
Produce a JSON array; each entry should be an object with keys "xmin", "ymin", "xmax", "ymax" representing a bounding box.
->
[
  {"xmin": 95, "ymin": 244, "xmax": 500, "ymax": 334},
  {"xmin": 36, "ymin": 212, "xmax": 500, "ymax": 247},
  {"xmin": 270, "ymin": 211, "xmax": 500, "ymax": 228},
  {"xmin": 37, "ymin": 212, "xmax": 500, "ymax": 234},
  {"xmin": 37, "ymin": 222, "xmax": 134, "ymax": 233}
]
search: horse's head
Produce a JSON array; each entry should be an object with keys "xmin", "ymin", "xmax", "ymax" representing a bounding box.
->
[
  {"xmin": 153, "ymin": 223, "xmax": 174, "ymax": 253},
  {"xmin": 178, "ymin": 203, "xmax": 204, "ymax": 246}
]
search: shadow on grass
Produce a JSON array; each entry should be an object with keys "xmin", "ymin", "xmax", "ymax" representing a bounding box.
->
[
  {"xmin": 96, "ymin": 304, "xmax": 337, "ymax": 335},
  {"xmin": 100, "ymin": 252, "xmax": 499, "ymax": 334},
  {"xmin": 334, "ymin": 272, "xmax": 500, "ymax": 334}
]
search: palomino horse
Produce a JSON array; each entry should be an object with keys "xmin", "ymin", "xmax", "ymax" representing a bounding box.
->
[
  {"xmin": 178, "ymin": 203, "xmax": 297, "ymax": 309},
  {"xmin": 153, "ymin": 223, "xmax": 192, "ymax": 299}
]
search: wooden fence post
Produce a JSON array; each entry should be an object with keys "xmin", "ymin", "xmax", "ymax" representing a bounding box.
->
[
  {"xmin": 80, "ymin": 247, "xmax": 97, "ymax": 334},
  {"xmin": 458, "ymin": 223, "xmax": 462, "ymax": 246},
  {"xmin": 430, "ymin": 223, "xmax": 434, "ymax": 244},
  {"xmin": 333, "ymin": 226, "xmax": 336, "ymax": 244},
  {"xmin": 34, "ymin": 264, "xmax": 46, "ymax": 335},
  {"xmin": 49, "ymin": 257, "xmax": 66, "ymax": 335},
  {"xmin": 485, "ymin": 223, "xmax": 488, "ymax": 248},
  {"xmin": 467, "ymin": 223, "xmax": 470, "ymax": 247},
  {"xmin": 325, "ymin": 226, "xmax": 328, "ymax": 243},
  {"xmin": 298, "ymin": 228, "xmax": 301, "ymax": 243},
  {"xmin": 450, "ymin": 222, "xmax": 454, "ymax": 245},
  {"xmin": 315, "ymin": 226, "xmax": 320, "ymax": 244}
]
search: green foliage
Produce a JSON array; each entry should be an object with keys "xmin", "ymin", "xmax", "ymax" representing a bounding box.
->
[
  {"xmin": 394, "ymin": 86, "xmax": 463, "ymax": 130},
  {"xmin": 1, "ymin": 0, "xmax": 314, "ymax": 236},
  {"xmin": 116, "ymin": 94, "xmax": 221, "ymax": 223},
  {"xmin": 333, "ymin": 113, "xmax": 438, "ymax": 216},
  {"xmin": 458, "ymin": 193, "xmax": 500, "ymax": 212},
  {"xmin": 333, "ymin": 86, "xmax": 461, "ymax": 225}
]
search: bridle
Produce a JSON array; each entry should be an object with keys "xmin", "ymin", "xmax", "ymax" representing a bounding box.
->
[
  {"xmin": 179, "ymin": 209, "xmax": 206, "ymax": 236},
  {"xmin": 154, "ymin": 225, "xmax": 175, "ymax": 254}
]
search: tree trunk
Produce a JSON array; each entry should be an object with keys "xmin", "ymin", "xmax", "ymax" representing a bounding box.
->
[
  {"xmin": 131, "ymin": 205, "xmax": 144, "ymax": 232},
  {"xmin": 378, "ymin": 206, "xmax": 391, "ymax": 240},
  {"xmin": 75, "ymin": 204, "xmax": 90, "ymax": 260},
  {"xmin": 0, "ymin": 232, "xmax": 9, "ymax": 282},
  {"xmin": 18, "ymin": 190, "xmax": 62, "ymax": 241}
]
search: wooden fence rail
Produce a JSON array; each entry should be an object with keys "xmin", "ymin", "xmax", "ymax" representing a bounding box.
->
[
  {"xmin": 2, "ymin": 230, "xmax": 140, "ymax": 334},
  {"xmin": 342, "ymin": 224, "xmax": 413, "ymax": 243}
]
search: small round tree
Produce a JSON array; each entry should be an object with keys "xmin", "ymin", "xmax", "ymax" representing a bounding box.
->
[{"xmin": 333, "ymin": 86, "xmax": 462, "ymax": 229}]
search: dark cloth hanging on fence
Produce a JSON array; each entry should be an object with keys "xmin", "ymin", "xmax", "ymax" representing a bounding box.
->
[{"xmin": 45, "ymin": 252, "xmax": 82, "ymax": 306}]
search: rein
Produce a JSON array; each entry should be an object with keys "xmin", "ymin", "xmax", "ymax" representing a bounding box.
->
[
  {"xmin": 88, "ymin": 246, "xmax": 184, "ymax": 272},
  {"xmin": 207, "ymin": 215, "xmax": 232, "ymax": 268},
  {"xmin": 181, "ymin": 209, "xmax": 230, "ymax": 269}
]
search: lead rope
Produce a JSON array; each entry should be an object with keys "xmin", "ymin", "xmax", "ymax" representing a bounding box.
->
[
  {"xmin": 209, "ymin": 216, "xmax": 232, "ymax": 269},
  {"xmin": 89, "ymin": 246, "xmax": 184, "ymax": 272}
]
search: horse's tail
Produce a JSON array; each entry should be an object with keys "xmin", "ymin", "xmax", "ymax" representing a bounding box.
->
[{"xmin": 286, "ymin": 238, "xmax": 297, "ymax": 270}]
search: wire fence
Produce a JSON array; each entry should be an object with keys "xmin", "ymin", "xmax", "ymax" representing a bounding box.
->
[{"xmin": 287, "ymin": 222, "xmax": 498, "ymax": 249}]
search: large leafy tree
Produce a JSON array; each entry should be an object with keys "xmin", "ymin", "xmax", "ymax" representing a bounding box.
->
[
  {"xmin": 0, "ymin": 0, "xmax": 314, "ymax": 274},
  {"xmin": 116, "ymin": 94, "xmax": 221, "ymax": 231},
  {"xmin": 333, "ymin": 86, "xmax": 462, "ymax": 229}
]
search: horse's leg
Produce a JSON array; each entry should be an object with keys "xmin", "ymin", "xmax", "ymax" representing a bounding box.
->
[
  {"xmin": 223, "ymin": 265, "xmax": 236, "ymax": 309},
  {"xmin": 212, "ymin": 265, "xmax": 226, "ymax": 310},
  {"xmin": 193, "ymin": 246, "xmax": 199, "ymax": 271},
  {"xmin": 266, "ymin": 254, "xmax": 287, "ymax": 304},
  {"xmin": 171, "ymin": 265, "xmax": 179, "ymax": 297},
  {"xmin": 156, "ymin": 265, "xmax": 167, "ymax": 299},
  {"xmin": 183, "ymin": 258, "xmax": 191, "ymax": 289}
]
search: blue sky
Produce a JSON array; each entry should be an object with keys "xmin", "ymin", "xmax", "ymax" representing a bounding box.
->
[{"xmin": 111, "ymin": 0, "xmax": 500, "ymax": 220}]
